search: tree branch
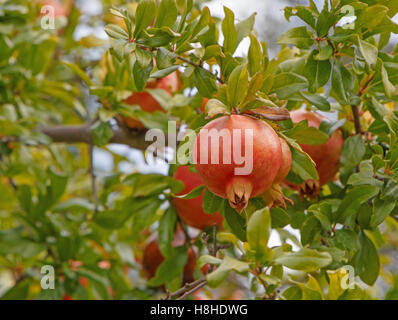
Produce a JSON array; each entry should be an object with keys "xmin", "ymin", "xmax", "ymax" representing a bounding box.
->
[
  {"xmin": 39, "ymin": 123, "xmax": 151, "ymax": 150},
  {"xmin": 350, "ymin": 104, "xmax": 362, "ymax": 135}
]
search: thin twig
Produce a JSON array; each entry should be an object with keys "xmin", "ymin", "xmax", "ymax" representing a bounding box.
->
[
  {"xmin": 351, "ymin": 104, "xmax": 362, "ymax": 135},
  {"xmin": 166, "ymin": 277, "xmax": 206, "ymax": 300},
  {"xmin": 135, "ymin": 43, "xmax": 223, "ymax": 83},
  {"xmin": 89, "ymin": 143, "xmax": 99, "ymax": 213},
  {"xmin": 175, "ymin": 55, "xmax": 224, "ymax": 84},
  {"xmin": 176, "ymin": 280, "xmax": 208, "ymax": 300}
]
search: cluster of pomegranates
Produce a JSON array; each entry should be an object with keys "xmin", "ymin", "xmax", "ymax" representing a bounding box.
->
[{"xmin": 141, "ymin": 109, "xmax": 343, "ymax": 288}]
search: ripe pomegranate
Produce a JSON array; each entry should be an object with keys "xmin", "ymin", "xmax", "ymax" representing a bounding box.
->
[
  {"xmin": 39, "ymin": 0, "xmax": 68, "ymax": 18},
  {"xmin": 172, "ymin": 166, "xmax": 223, "ymax": 230},
  {"xmin": 261, "ymin": 137, "xmax": 293, "ymax": 208},
  {"xmin": 122, "ymin": 72, "xmax": 180, "ymax": 129},
  {"xmin": 142, "ymin": 230, "xmax": 196, "ymax": 284},
  {"xmin": 284, "ymin": 109, "xmax": 343, "ymax": 197},
  {"xmin": 193, "ymin": 115, "xmax": 282, "ymax": 212}
]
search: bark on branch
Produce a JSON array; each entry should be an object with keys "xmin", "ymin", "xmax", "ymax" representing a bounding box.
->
[{"xmin": 39, "ymin": 124, "xmax": 151, "ymax": 150}]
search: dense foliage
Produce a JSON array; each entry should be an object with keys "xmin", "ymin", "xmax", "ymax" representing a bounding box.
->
[{"xmin": 1, "ymin": 0, "xmax": 398, "ymax": 300}]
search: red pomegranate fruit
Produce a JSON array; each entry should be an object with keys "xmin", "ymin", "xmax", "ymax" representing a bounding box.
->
[
  {"xmin": 193, "ymin": 115, "xmax": 282, "ymax": 212},
  {"xmin": 142, "ymin": 230, "xmax": 196, "ymax": 284},
  {"xmin": 39, "ymin": 0, "xmax": 68, "ymax": 18},
  {"xmin": 122, "ymin": 72, "xmax": 180, "ymax": 129},
  {"xmin": 172, "ymin": 166, "xmax": 224, "ymax": 230},
  {"xmin": 284, "ymin": 109, "xmax": 343, "ymax": 197}
]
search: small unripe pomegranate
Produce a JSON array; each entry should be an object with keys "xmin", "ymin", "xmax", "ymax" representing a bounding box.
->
[
  {"xmin": 172, "ymin": 166, "xmax": 223, "ymax": 230},
  {"xmin": 285, "ymin": 109, "xmax": 343, "ymax": 196},
  {"xmin": 261, "ymin": 137, "xmax": 293, "ymax": 208},
  {"xmin": 193, "ymin": 115, "xmax": 282, "ymax": 212},
  {"xmin": 142, "ymin": 230, "xmax": 196, "ymax": 284},
  {"xmin": 122, "ymin": 72, "xmax": 180, "ymax": 129},
  {"xmin": 273, "ymin": 137, "xmax": 292, "ymax": 184}
]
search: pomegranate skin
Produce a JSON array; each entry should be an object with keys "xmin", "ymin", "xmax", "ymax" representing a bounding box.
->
[
  {"xmin": 193, "ymin": 115, "xmax": 282, "ymax": 211},
  {"xmin": 273, "ymin": 137, "xmax": 292, "ymax": 184},
  {"xmin": 172, "ymin": 166, "xmax": 224, "ymax": 230},
  {"xmin": 122, "ymin": 72, "xmax": 180, "ymax": 128},
  {"xmin": 39, "ymin": 0, "xmax": 68, "ymax": 17},
  {"xmin": 290, "ymin": 110, "xmax": 343, "ymax": 185},
  {"xmin": 142, "ymin": 232, "xmax": 196, "ymax": 284}
]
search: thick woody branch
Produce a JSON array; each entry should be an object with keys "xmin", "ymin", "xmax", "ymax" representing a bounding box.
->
[{"xmin": 39, "ymin": 124, "xmax": 151, "ymax": 150}]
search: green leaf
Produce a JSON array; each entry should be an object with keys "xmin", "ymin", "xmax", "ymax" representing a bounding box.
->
[
  {"xmin": 135, "ymin": 47, "xmax": 152, "ymax": 68},
  {"xmin": 202, "ymin": 189, "xmax": 223, "ymax": 214},
  {"xmin": 55, "ymin": 198, "xmax": 94, "ymax": 213},
  {"xmin": 148, "ymin": 246, "xmax": 188, "ymax": 287},
  {"xmin": 346, "ymin": 161, "xmax": 383, "ymax": 188},
  {"xmin": 357, "ymin": 38, "xmax": 378, "ymax": 69},
  {"xmin": 371, "ymin": 196, "xmax": 396, "ymax": 227},
  {"xmin": 158, "ymin": 207, "xmax": 177, "ymax": 257},
  {"xmin": 236, "ymin": 13, "xmax": 256, "ymax": 46},
  {"xmin": 248, "ymin": 34, "xmax": 262, "ymax": 76},
  {"xmin": 206, "ymin": 256, "xmax": 249, "ymax": 288},
  {"xmin": 340, "ymin": 135, "xmax": 366, "ymax": 176},
  {"xmin": 353, "ymin": 231, "xmax": 380, "ymax": 286},
  {"xmin": 331, "ymin": 61, "xmax": 353, "ymax": 105},
  {"xmin": 131, "ymin": 198, "xmax": 163, "ymax": 235},
  {"xmin": 300, "ymin": 92, "xmax": 330, "ymax": 111},
  {"xmin": 282, "ymin": 286, "xmax": 302, "ymax": 300},
  {"xmin": 300, "ymin": 215, "xmax": 321, "ymax": 245},
  {"xmin": 277, "ymin": 26, "xmax": 313, "ymax": 49},
  {"xmin": 284, "ymin": 6, "xmax": 316, "ymax": 29},
  {"xmin": 133, "ymin": 59, "xmax": 153, "ymax": 91},
  {"xmin": 272, "ymin": 72, "xmax": 308, "ymax": 99},
  {"xmin": 90, "ymin": 121, "xmax": 114, "ymax": 146},
  {"xmin": 62, "ymin": 61, "xmax": 92, "ymax": 86},
  {"xmin": 125, "ymin": 173, "xmax": 183, "ymax": 197},
  {"xmin": 247, "ymin": 208, "xmax": 271, "ymax": 252},
  {"xmin": 222, "ymin": 200, "xmax": 246, "ymax": 242},
  {"xmin": 173, "ymin": 184, "xmax": 205, "ymax": 199},
  {"xmin": 203, "ymin": 99, "xmax": 228, "ymax": 117},
  {"xmin": 274, "ymin": 248, "xmax": 332, "ymax": 272},
  {"xmin": 316, "ymin": 10, "xmax": 338, "ymax": 37},
  {"xmin": 150, "ymin": 65, "xmax": 179, "ymax": 79},
  {"xmin": 304, "ymin": 50, "xmax": 331, "ymax": 92},
  {"xmin": 227, "ymin": 65, "xmax": 249, "ymax": 107},
  {"xmin": 154, "ymin": 0, "xmax": 178, "ymax": 28},
  {"xmin": 1, "ymin": 278, "xmax": 31, "ymax": 300},
  {"xmin": 203, "ymin": 45, "xmax": 225, "ymax": 61},
  {"xmin": 284, "ymin": 120, "xmax": 329, "ymax": 145},
  {"xmin": 104, "ymin": 24, "xmax": 129, "ymax": 40},
  {"xmin": 381, "ymin": 62, "xmax": 396, "ymax": 98},
  {"xmin": 222, "ymin": 7, "xmax": 238, "ymax": 54},
  {"xmin": 192, "ymin": 68, "xmax": 217, "ymax": 98},
  {"xmin": 197, "ymin": 255, "xmax": 222, "ymax": 268},
  {"xmin": 314, "ymin": 45, "xmax": 333, "ymax": 61},
  {"xmin": 156, "ymin": 47, "xmax": 176, "ymax": 69},
  {"xmin": 289, "ymin": 146, "xmax": 319, "ymax": 181},
  {"xmin": 134, "ymin": 0, "xmax": 156, "ymax": 37},
  {"xmin": 270, "ymin": 207, "xmax": 291, "ymax": 228},
  {"xmin": 337, "ymin": 185, "xmax": 380, "ymax": 222}
]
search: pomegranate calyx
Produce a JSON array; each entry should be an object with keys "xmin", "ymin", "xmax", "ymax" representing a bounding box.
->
[
  {"xmin": 226, "ymin": 177, "xmax": 253, "ymax": 213},
  {"xmin": 298, "ymin": 179, "xmax": 321, "ymax": 199},
  {"xmin": 261, "ymin": 184, "xmax": 294, "ymax": 209}
]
